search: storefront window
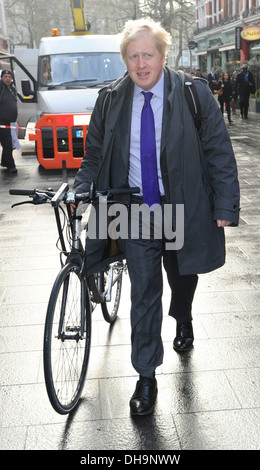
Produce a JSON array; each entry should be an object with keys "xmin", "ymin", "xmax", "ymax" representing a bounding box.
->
[
  {"xmin": 199, "ymin": 55, "xmax": 207, "ymax": 73},
  {"xmin": 211, "ymin": 51, "xmax": 222, "ymax": 68},
  {"xmin": 227, "ymin": 50, "xmax": 240, "ymax": 62}
]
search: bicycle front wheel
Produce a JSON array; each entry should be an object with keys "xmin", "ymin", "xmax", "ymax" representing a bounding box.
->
[{"xmin": 43, "ymin": 262, "xmax": 91, "ymax": 414}]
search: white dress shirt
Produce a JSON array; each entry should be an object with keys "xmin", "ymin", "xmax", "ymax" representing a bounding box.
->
[{"xmin": 128, "ymin": 71, "xmax": 165, "ymax": 196}]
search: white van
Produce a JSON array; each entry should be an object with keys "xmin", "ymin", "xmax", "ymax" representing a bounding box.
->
[
  {"xmin": 1, "ymin": 34, "xmax": 126, "ymax": 138},
  {"xmin": 25, "ymin": 34, "xmax": 126, "ymax": 119}
]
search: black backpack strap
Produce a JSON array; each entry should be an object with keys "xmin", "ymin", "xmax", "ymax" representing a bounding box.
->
[
  {"xmin": 177, "ymin": 70, "xmax": 202, "ymax": 132},
  {"xmin": 178, "ymin": 70, "xmax": 214, "ymax": 191}
]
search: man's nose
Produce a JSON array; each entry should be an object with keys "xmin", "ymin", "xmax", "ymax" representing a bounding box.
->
[{"xmin": 138, "ymin": 56, "xmax": 147, "ymax": 67}]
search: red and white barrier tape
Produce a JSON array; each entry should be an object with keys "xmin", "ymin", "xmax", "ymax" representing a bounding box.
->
[
  {"xmin": 0, "ymin": 124, "xmax": 37, "ymax": 130},
  {"xmin": 0, "ymin": 115, "xmax": 91, "ymax": 131}
]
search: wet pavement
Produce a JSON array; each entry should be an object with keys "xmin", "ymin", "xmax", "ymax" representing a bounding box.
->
[{"xmin": 0, "ymin": 109, "xmax": 260, "ymax": 452}]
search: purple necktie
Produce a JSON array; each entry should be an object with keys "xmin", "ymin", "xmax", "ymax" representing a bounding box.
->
[{"xmin": 140, "ymin": 91, "xmax": 161, "ymax": 209}]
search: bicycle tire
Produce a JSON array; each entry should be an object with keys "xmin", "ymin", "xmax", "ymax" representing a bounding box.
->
[
  {"xmin": 88, "ymin": 262, "xmax": 123, "ymax": 323},
  {"xmin": 100, "ymin": 261, "xmax": 123, "ymax": 323},
  {"xmin": 43, "ymin": 262, "xmax": 91, "ymax": 414}
]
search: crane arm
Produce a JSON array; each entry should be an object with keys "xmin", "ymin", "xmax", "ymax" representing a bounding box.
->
[{"xmin": 70, "ymin": 0, "xmax": 90, "ymax": 35}]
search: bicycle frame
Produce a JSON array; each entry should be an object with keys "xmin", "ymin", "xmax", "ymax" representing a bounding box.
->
[
  {"xmin": 53, "ymin": 193, "xmax": 127, "ymax": 305},
  {"xmin": 52, "ymin": 198, "xmax": 85, "ymax": 268}
]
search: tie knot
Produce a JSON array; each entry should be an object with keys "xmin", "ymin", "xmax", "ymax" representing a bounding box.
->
[{"xmin": 142, "ymin": 91, "xmax": 153, "ymax": 104}]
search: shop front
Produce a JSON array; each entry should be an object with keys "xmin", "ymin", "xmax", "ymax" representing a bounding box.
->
[
  {"xmin": 195, "ymin": 30, "xmax": 239, "ymax": 75},
  {"xmin": 240, "ymin": 24, "xmax": 260, "ymax": 61}
]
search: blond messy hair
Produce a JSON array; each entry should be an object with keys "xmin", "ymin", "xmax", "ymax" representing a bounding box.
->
[{"xmin": 120, "ymin": 18, "xmax": 172, "ymax": 62}]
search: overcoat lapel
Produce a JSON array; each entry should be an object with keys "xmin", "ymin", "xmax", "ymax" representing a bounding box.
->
[{"xmin": 111, "ymin": 87, "xmax": 133, "ymax": 176}]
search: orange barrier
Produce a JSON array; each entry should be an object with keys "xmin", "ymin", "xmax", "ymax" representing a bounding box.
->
[{"xmin": 29, "ymin": 113, "xmax": 91, "ymax": 169}]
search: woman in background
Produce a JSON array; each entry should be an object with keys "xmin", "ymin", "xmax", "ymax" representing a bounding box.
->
[{"xmin": 217, "ymin": 71, "xmax": 233, "ymax": 124}]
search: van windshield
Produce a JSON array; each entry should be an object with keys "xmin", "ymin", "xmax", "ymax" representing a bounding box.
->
[{"xmin": 38, "ymin": 52, "xmax": 126, "ymax": 89}]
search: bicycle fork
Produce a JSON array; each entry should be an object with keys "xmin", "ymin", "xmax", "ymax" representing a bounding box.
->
[
  {"xmin": 57, "ymin": 274, "xmax": 86, "ymax": 342},
  {"xmin": 57, "ymin": 216, "xmax": 87, "ymax": 342}
]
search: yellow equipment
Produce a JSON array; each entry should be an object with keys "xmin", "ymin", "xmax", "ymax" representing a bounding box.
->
[{"xmin": 70, "ymin": 0, "xmax": 91, "ymax": 35}]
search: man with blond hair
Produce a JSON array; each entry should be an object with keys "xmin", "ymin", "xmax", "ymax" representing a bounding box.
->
[{"xmin": 73, "ymin": 18, "xmax": 240, "ymax": 415}]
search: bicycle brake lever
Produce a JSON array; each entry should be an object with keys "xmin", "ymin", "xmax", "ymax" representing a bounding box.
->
[
  {"xmin": 11, "ymin": 194, "xmax": 48, "ymax": 208},
  {"xmin": 11, "ymin": 200, "xmax": 34, "ymax": 208}
]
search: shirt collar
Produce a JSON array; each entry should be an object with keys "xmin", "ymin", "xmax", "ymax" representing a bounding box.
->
[{"xmin": 134, "ymin": 70, "xmax": 164, "ymax": 100}]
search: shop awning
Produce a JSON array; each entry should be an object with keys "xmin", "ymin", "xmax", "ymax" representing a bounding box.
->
[
  {"xmin": 251, "ymin": 44, "xmax": 260, "ymax": 54},
  {"xmin": 219, "ymin": 44, "xmax": 235, "ymax": 51},
  {"xmin": 195, "ymin": 50, "xmax": 207, "ymax": 55}
]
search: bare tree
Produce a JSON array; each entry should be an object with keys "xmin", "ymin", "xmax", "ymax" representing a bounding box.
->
[
  {"xmin": 138, "ymin": 0, "xmax": 195, "ymax": 68},
  {"xmin": 85, "ymin": 0, "xmax": 195, "ymax": 67},
  {"xmin": 5, "ymin": 0, "xmax": 195, "ymax": 68},
  {"xmin": 5, "ymin": 0, "xmax": 73, "ymax": 48},
  {"xmin": 85, "ymin": 0, "xmax": 141, "ymax": 33}
]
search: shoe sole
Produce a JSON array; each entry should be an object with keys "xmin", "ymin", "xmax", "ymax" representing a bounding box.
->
[
  {"xmin": 130, "ymin": 400, "xmax": 157, "ymax": 416},
  {"xmin": 130, "ymin": 406, "xmax": 155, "ymax": 416},
  {"xmin": 173, "ymin": 344, "xmax": 194, "ymax": 353}
]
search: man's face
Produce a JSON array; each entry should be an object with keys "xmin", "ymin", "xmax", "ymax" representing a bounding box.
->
[
  {"xmin": 125, "ymin": 32, "xmax": 165, "ymax": 91},
  {"xmin": 1, "ymin": 73, "xmax": 12, "ymax": 87}
]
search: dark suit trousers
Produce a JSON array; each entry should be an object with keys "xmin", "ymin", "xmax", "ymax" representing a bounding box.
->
[
  {"xmin": 124, "ymin": 204, "xmax": 198, "ymax": 378},
  {"xmin": 239, "ymin": 91, "xmax": 250, "ymax": 117}
]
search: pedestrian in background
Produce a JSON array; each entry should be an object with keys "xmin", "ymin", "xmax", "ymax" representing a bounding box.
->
[
  {"xmin": 207, "ymin": 66, "xmax": 218, "ymax": 93},
  {"xmin": 73, "ymin": 18, "xmax": 240, "ymax": 416},
  {"xmin": 195, "ymin": 68, "xmax": 206, "ymax": 79},
  {"xmin": 0, "ymin": 69, "xmax": 18, "ymax": 173},
  {"xmin": 235, "ymin": 64, "xmax": 256, "ymax": 119},
  {"xmin": 217, "ymin": 71, "xmax": 233, "ymax": 124}
]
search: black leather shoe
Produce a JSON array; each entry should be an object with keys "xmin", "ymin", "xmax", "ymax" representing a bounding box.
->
[
  {"xmin": 130, "ymin": 377, "xmax": 157, "ymax": 416},
  {"xmin": 173, "ymin": 321, "xmax": 194, "ymax": 352},
  {"xmin": 6, "ymin": 166, "xmax": 17, "ymax": 174}
]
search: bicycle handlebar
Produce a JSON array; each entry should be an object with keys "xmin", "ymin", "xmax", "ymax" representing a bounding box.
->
[
  {"xmin": 9, "ymin": 183, "xmax": 140, "ymax": 208},
  {"xmin": 9, "ymin": 189, "xmax": 37, "ymax": 196}
]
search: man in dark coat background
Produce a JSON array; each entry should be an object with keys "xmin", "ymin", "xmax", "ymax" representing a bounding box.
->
[
  {"xmin": 73, "ymin": 18, "xmax": 240, "ymax": 416},
  {"xmin": 0, "ymin": 69, "xmax": 18, "ymax": 173},
  {"xmin": 207, "ymin": 66, "xmax": 218, "ymax": 93},
  {"xmin": 235, "ymin": 63, "xmax": 256, "ymax": 119}
]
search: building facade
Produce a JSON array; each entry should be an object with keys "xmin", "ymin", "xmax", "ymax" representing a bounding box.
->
[
  {"xmin": 194, "ymin": 0, "xmax": 260, "ymax": 78},
  {"xmin": 0, "ymin": 0, "xmax": 8, "ymax": 54}
]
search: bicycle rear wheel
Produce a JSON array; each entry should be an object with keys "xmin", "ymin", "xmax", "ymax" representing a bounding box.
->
[
  {"xmin": 43, "ymin": 262, "xmax": 91, "ymax": 414},
  {"xmin": 100, "ymin": 261, "xmax": 124, "ymax": 323}
]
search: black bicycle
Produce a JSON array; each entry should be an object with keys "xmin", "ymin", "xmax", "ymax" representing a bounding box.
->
[{"xmin": 9, "ymin": 182, "xmax": 138, "ymax": 414}]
